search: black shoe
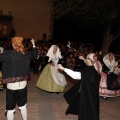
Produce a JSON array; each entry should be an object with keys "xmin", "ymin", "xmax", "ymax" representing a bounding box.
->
[
  {"xmin": 101, "ymin": 96, "xmax": 108, "ymax": 100},
  {"xmin": 49, "ymin": 92, "xmax": 53, "ymax": 94},
  {"xmin": 0, "ymin": 88, "xmax": 3, "ymax": 91}
]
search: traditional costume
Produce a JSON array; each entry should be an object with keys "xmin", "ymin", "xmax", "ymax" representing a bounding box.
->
[
  {"xmin": 59, "ymin": 53, "xmax": 101, "ymax": 120},
  {"xmin": 0, "ymin": 71, "xmax": 3, "ymax": 91},
  {"xmin": 99, "ymin": 53, "xmax": 120, "ymax": 98},
  {"xmin": 0, "ymin": 37, "xmax": 37, "ymax": 120},
  {"xmin": 36, "ymin": 45, "xmax": 67, "ymax": 93},
  {"xmin": 0, "ymin": 47, "xmax": 4, "ymax": 91}
]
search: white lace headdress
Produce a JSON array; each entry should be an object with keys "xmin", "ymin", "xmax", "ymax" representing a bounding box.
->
[
  {"xmin": 46, "ymin": 45, "xmax": 62, "ymax": 62},
  {"xmin": 103, "ymin": 53, "xmax": 117, "ymax": 72}
]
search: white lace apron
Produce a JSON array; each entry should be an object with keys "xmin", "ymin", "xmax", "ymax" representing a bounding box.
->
[{"xmin": 50, "ymin": 57, "xmax": 67, "ymax": 86}]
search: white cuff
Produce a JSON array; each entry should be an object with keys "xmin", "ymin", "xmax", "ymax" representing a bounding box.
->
[{"xmin": 64, "ymin": 68, "xmax": 81, "ymax": 80}]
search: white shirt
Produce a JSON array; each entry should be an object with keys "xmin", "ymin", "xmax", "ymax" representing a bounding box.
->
[
  {"xmin": 64, "ymin": 68, "xmax": 81, "ymax": 80},
  {"xmin": 7, "ymin": 81, "xmax": 27, "ymax": 90}
]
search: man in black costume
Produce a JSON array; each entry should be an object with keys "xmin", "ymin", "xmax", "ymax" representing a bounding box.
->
[
  {"xmin": 0, "ymin": 36, "xmax": 37, "ymax": 120},
  {"xmin": 58, "ymin": 53, "xmax": 101, "ymax": 120}
]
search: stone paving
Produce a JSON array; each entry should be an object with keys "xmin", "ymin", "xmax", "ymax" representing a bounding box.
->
[{"xmin": 0, "ymin": 73, "xmax": 120, "ymax": 120}]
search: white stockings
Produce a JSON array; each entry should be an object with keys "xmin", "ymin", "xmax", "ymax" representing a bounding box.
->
[{"xmin": 19, "ymin": 104, "xmax": 27, "ymax": 120}]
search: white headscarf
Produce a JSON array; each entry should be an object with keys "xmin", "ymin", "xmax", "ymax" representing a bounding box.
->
[
  {"xmin": 0, "ymin": 47, "xmax": 4, "ymax": 53},
  {"xmin": 86, "ymin": 53, "xmax": 97, "ymax": 62},
  {"xmin": 87, "ymin": 53, "xmax": 102, "ymax": 73},
  {"xmin": 103, "ymin": 53, "xmax": 117, "ymax": 72},
  {"xmin": 46, "ymin": 45, "xmax": 62, "ymax": 62}
]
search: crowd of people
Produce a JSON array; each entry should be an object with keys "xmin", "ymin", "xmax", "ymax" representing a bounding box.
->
[{"xmin": 0, "ymin": 37, "xmax": 120, "ymax": 120}]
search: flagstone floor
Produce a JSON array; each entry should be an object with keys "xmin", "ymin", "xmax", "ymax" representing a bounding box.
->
[{"xmin": 0, "ymin": 73, "xmax": 120, "ymax": 120}]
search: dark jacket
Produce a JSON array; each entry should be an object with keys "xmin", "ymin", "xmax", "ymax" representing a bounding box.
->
[{"xmin": 0, "ymin": 48, "xmax": 37, "ymax": 80}]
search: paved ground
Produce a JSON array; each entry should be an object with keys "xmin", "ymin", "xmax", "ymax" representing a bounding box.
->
[{"xmin": 0, "ymin": 73, "xmax": 120, "ymax": 120}]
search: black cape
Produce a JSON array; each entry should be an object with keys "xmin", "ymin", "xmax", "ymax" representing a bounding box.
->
[{"xmin": 64, "ymin": 66, "xmax": 101, "ymax": 120}]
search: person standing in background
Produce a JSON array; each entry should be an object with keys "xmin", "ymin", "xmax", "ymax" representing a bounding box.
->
[
  {"xmin": 0, "ymin": 36, "xmax": 37, "ymax": 120},
  {"xmin": 0, "ymin": 67, "xmax": 3, "ymax": 91},
  {"xmin": 0, "ymin": 46, "xmax": 4, "ymax": 91}
]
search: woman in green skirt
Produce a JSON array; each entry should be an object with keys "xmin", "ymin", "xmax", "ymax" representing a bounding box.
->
[{"xmin": 36, "ymin": 45, "xmax": 67, "ymax": 93}]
